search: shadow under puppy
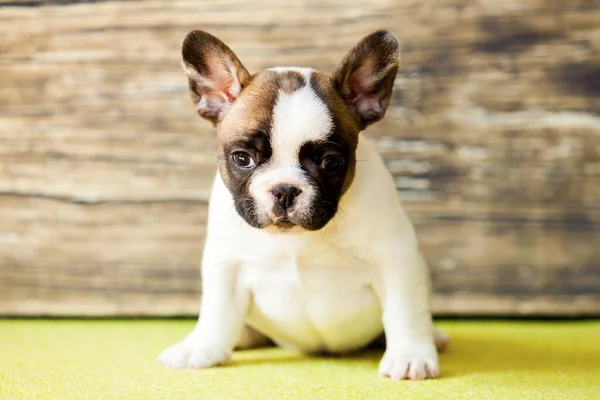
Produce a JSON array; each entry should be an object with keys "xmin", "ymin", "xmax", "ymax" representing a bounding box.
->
[{"xmin": 157, "ymin": 29, "xmax": 448, "ymax": 380}]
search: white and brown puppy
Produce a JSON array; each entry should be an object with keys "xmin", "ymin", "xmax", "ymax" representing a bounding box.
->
[{"xmin": 157, "ymin": 29, "xmax": 447, "ymax": 380}]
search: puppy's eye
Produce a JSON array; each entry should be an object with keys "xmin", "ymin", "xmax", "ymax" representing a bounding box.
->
[
  {"xmin": 231, "ymin": 151, "xmax": 256, "ymax": 169},
  {"xmin": 320, "ymin": 154, "xmax": 344, "ymax": 170}
]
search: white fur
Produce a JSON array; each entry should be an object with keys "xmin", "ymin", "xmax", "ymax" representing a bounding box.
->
[
  {"xmin": 248, "ymin": 165, "xmax": 317, "ymax": 224},
  {"xmin": 270, "ymin": 80, "xmax": 332, "ymax": 164},
  {"xmin": 249, "ymin": 73, "xmax": 333, "ymax": 225},
  {"xmin": 158, "ymin": 135, "xmax": 439, "ymax": 380}
]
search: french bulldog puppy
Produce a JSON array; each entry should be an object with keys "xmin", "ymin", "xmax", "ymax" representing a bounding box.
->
[{"xmin": 157, "ymin": 29, "xmax": 447, "ymax": 380}]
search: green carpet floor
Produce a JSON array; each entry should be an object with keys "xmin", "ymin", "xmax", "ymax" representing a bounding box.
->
[{"xmin": 1, "ymin": 320, "xmax": 599, "ymax": 399}]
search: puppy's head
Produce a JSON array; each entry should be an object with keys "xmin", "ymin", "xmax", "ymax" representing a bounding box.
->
[{"xmin": 182, "ymin": 30, "xmax": 399, "ymax": 232}]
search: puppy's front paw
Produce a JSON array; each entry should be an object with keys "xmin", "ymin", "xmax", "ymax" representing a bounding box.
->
[
  {"xmin": 157, "ymin": 339, "xmax": 231, "ymax": 369},
  {"xmin": 378, "ymin": 341, "xmax": 439, "ymax": 380}
]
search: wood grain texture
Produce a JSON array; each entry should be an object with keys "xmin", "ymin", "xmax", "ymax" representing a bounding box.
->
[{"xmin": 1, "ymin": 0, "xmax": 599, "ymax": 316}]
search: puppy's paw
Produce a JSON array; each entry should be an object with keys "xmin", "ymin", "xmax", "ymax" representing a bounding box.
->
[
  {"xmin": 378, "ymin": 341, "xmax": 439, "ymax": 380},
  {"xmin": 157, "ymin": 339, "xmax": 231, "ymax": 369}
]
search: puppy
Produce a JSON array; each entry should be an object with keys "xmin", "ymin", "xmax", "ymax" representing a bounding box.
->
[{"xmin": 157, "ymin": 29, "xmax": 447, "ymax": 380}]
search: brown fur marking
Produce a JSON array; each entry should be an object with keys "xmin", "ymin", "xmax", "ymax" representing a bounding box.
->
[{"xmin": 310, "ymin": 71, "xmax": 361, "ymax": 195}]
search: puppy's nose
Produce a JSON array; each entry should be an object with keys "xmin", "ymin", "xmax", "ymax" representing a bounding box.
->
[{"xmin": 272, "ymin": 184, "xmax": 302, "ymax": 210}]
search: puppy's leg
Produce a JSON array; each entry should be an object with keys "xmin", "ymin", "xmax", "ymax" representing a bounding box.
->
[
  {"xmin": 369, "ymin": 328, "xmax": 449, "ymax": 353},
  {"xmin": 373, "ymin": 242, "xmax": 439, "ymax": 381},
  {"xmin": 434, "ymin": 328, "xmax": 449, "ymax": 353},
  {"xmin": 157, "ymin": 252, "xmax": 249, "ymax": 369},
  {"xmin": 235, "ymin": 325, "xmax": 273, "ymax": 350}
]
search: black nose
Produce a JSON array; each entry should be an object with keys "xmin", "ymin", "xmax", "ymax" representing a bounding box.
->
[{"xmin": 272, "ymin": 184, "xmax": 302, "ymax": 210}]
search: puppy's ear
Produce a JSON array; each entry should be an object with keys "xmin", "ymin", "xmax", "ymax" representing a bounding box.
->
[
  {"xmin": 182, "ymin": 30, "xmax": 251, "ymax": 125},
  {"xmin": 333, "ymin": 30, "xmax": 400, "ymax": 128}
]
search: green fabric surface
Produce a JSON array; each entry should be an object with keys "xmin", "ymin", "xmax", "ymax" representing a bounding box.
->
[{"xmin": 1, "ymin": 320, "xmax": 598, "ymax": 399}]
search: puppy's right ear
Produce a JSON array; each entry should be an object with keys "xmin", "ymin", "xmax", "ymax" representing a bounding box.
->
[{"xmin": 182, "ymin": 30, "xmax": 251, "ymax": 125}]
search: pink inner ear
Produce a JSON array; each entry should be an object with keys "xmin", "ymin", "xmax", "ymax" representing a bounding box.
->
[
  {"xmin": 209, "ymin": 70, "xmax": 237, "ymax": 102},
  {"xmin": 216, "ymin": 76, "xmax": 237, "ymax": 103},
  {"xmin": 195, "ymin": 75, "xmax": 238, "ymax": 120},
  {"xmin": 347, "ymin": 68, "xmax": 383, "ymax": 117},
  {"xmin": 348, "ymin": 68, "xmax": 374, "ymax": 98},
  {"xmin": 353, "ymin": 93, "xmax": 383, "ymax": 118}
]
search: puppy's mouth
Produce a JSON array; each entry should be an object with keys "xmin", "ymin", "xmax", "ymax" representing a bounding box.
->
[{"xmin": 274, "ymin": 216, "xmax": 296, "ymax": 230}]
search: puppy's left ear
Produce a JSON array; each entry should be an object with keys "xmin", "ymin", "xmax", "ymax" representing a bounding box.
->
[{"xmin": 333, "ymin": 30, "xmax": 400, "ymax": 128}]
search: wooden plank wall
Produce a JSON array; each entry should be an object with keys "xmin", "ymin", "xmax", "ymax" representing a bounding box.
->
[{"xmin": 1, "ymin": 0, "xmax": 599, "ymax": 316}]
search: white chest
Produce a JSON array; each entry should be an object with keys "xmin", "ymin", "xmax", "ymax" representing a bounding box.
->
[{"xmin": 240, "ymin": 244, "xmax": 383, "ymax": 354}]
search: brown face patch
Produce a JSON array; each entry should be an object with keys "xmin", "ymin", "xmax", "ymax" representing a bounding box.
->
[
  {"xmin": 278, "ymin": 70, "xmax": 306, "ymax": 94},
  {"xmin": 217, "ymin": 69, "xmax": 306, "ymax": 144},
  {"xmin": 219, "ymin": 130, "xmax": 274, "ymax": 228},
  {"xmin": 309, "ymin": 71, "xmax": 361, "ymax": 195}
]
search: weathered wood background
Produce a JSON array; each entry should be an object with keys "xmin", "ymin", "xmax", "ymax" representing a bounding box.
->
[{"xmin": 1, "ymin": 0, "xmax": 599, "ymax": 316}]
